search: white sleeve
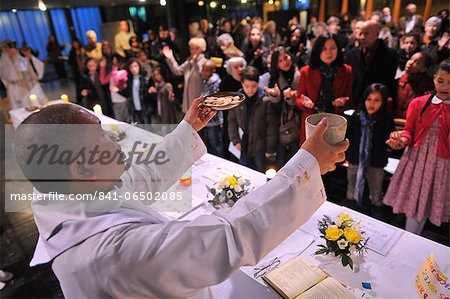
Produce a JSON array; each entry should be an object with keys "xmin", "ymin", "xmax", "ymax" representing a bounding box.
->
[
  {"xmin": 113, "ymin": 149, "xmax": 326, "ymax": 298},
  {"xmin": 31, "ymin": 56, "xmax": 45, "ymax": 79},
  {"xmin": 123, "ymin": 120, "xmax": 207, "ymax": 194},
  {"xmin": 165, "ymin": 56, "xmax": 187, "ymax": 76}
]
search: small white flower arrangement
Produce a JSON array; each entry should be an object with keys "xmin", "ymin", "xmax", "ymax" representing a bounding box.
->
[
  {"xmin": 206, "ymin": 175, "xmax": 252, "ymax": 208},
  {"xmin": 108, "ymin": 124, "xmax": 126, "ymax": 142}
]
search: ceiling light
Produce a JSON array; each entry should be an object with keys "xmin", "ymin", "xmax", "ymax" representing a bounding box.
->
[
  {"xmin": 198, "ymin": 0, "xmax": 204, "ymax": 6},
  {"xmin": 268, "ymin": 0, "xmax": 274, "ymax": 4},
  {"xmin": 12, "ymin": 8, "xmax": 17, "ymax": 13},
  {"xmin": 210, "ymin": 1, "xmax": 217, "ymax": 8},
  {"xmin": 38, "ymin": 0, "xmax": 47, "ymax": 11},
  {"xmin": 221, "ymin": 4, "xmax": 226, "ymax": 9},
  {"xmin": 160, "ymin": 0, "xmax": 166, "ymax": 6},
  {"xmin": 139, "ymin": 0, "xmax": 146, "ymax": 2},
  {"xmin": 241, "ymin": 0, "xmax": 247, "ymax": 3}
]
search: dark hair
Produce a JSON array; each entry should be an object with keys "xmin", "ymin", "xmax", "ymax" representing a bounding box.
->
[
  {"xmin": 84, "ymin": 57, "xmax": 97, "ymax": 74},
  {"xmin": 153, "ymin": 66, "xmax": 169, "ymax": 81},
  {"xmin": 419, "ymin": 51, "xmax": 433, "ymax": 69},
  {"xmin": 360, "ymin": 83, "xmax": 389, "ymax": 116},
  {"xmin": 240, "ymin": 66, "xmax": 259, "ymax": 83},
  {"xmin": 72, "ymin": 38, "xmax": 82, "ymax": 47},
  {"xmin": 269, "ymin": 46, "xmax": 295, "ymax": 88},
  {"xmin": 1, "ymin": 40, "xmax": 17, "ymax": 49},
  {"xmin": 159, "ymin": 24, "xmax": 169, "ymax": 32},
  {"xmin": 129, "ymin": 36, "xmax": 141, "ymax": 47},
  {"xmin": 420, "ymin": 59, "xmax": 450, "ymax": 117},
  {"xmin": 126, "ymin": 58, "xmax": 146, "ymax": 76},
  {"xmin": 403, "ymin": 31, "xmax": 420, "ymax": 42},
  {"xmin": 308, "ymin": 33, "xmax": 344, "ymax": 69},
  {"xmin": 290, "ymin": 26, "xmax": 307, "ymax": 46}
]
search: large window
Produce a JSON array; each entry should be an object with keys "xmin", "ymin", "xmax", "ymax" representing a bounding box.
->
[
  {"xmin": 49, "ymin": 9, "xmax": 72, "ymax": 55},
  {"xmin": 70, "ymin": 7, "xmax": 103, "ymax": 45},
  {"xmin": 0, "ymin": 12, "xmax": 24, "ymax": 47},
  {"xmin": 0, "ymin": 11, "xmax": 52, "ymax": 60}
]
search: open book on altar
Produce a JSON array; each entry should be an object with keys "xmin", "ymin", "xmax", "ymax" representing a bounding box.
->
[{"xmin": 262, "ymin": 256, "xmax": 354, "ymax": 299}]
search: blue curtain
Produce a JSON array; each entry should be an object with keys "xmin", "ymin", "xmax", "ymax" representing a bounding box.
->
[
  {"xmin": 0, "ymin": 12, "xmax": 24, "ymax": 47},
  {"xmin": 70, "ymin": 7, "xmax": 102, "ymax": 45},
  {"xmin": 17, "ymin": 10, "xmax": 51, "ymax": 60},
  {"xmin": 49, "ymin": 9, "xmax": 72, "ymax": 55}
]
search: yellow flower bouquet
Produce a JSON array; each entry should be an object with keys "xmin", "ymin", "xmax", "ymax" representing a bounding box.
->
[
  {"xmin": 206, "ymin": 175, "xmax": 252, "ymax": 209},
  {"xmin": 315, "ymin": 213, "xmax": 368, "ymax": 269}
]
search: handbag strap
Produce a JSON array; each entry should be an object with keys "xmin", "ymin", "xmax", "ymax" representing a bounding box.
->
[{"xmin": 281, "ymin": 104, "xmax": 295, "ymax": 126}]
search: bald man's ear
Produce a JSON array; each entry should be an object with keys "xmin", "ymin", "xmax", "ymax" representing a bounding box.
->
[{"xmin": 69, "ymin": 162, "xmax": 96, "ymax": 180}]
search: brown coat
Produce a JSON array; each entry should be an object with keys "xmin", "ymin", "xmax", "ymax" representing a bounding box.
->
[
  {"xmin": 155, "ymin": 82, "xmax": 177, "ymax": 124},
  {"xmin": 399, "ymin": 14, "xmax": 423, "ymax": 34}
]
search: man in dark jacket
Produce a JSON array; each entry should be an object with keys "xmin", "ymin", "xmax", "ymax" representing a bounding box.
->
[
  {"xmin": 228, "ymin": 66, "xmax": 278, "ymax": 172},
  {"xmin": 345, "ymin": 21, "xmax": 398, "ymax": 110}
]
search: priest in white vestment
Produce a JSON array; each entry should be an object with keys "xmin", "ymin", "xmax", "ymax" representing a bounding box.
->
[
  {"xmin": 0, "ymin": 40, "xmax": 45, "ymax": 108},
  {"xmin": 13, "ymin": 98, "xmax": 348, "ymax": 298}
]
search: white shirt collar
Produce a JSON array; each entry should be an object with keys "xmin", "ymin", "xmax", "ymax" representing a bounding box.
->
[{"xmin": 431, "ymin": 95, "xmax": 442, "ymax": 104}]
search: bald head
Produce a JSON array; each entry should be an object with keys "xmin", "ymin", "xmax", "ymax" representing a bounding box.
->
[
  {"xmin": 15, "ymin": 104, "xmax": 102, "ymax": 192},
  {"xmin": 360, "ymin": 21, "xmax": 380, "ymax": 48},
  {"xmin": 406, "ymin": 3, "xmax": 417, "ymax": 15},
  {"xmin": 119, "ymin": 21, "xmax": 129, "ymax": 32}
]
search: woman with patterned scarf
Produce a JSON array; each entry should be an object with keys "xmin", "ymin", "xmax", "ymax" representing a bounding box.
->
[{"xmin": 295, "ymin": 33, "xmax": 352, "ymax": 145}]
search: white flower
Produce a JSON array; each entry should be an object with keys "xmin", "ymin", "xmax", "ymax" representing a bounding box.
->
[
  {"xmin": 224, "ymin": 181, "xmax": 230, "ymax": 187},
  {"xmin": 237, "ymin": 179, "xmax": 244, "ymax": 185},
  {"xmin": 234, "ymin": 185, "xmax": 242, "ymax": 192},
  {"xmin": 334, "ymin": 216, "xmax": 344, "ymax": 227},
  {"xmin": 226, "ymin": 190, "xmax": 233, "ymax": 198},
  {"xmin": 337, "ymin": 239, "xmax": 348, "ymax": 250},
  {"xmin": 349, "ymin": 245, "xmax": 357, "ymax": 253}
]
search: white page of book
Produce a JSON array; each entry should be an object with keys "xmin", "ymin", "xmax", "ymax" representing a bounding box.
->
[
  {"xmin": 240, "ymin": 230, "xmax": 315, "ymax": 286},
  {"xmin": 296, "ymin": 277, "xmax": 354, "ymax": 299},
  {"xmin": 264, "ymin": 257, "xmax": 327, "ymax": 299}
]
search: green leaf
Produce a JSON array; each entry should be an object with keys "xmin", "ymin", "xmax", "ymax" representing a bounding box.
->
[
  {"xmin": 340, "ymin": 254, "xmax": 354, "ymax": 270},
  {"xmin": 314, "ymin": 249, "xmax": 328, "ymax": 255}
]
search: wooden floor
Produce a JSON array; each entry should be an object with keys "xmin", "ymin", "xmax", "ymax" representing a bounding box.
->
[{"xmin": 1, "ymin": 77, "xmax": 448, "ymax": 298}]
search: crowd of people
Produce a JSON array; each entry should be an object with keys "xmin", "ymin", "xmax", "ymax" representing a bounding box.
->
[{"xmin": 0, "ymin": 4, "xmax": 449, "ymax": 236}]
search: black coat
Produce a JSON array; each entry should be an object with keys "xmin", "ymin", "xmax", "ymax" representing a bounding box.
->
[
  {"xmin": 344, "ymin": 40, "xmax": 398, "ymax": 108},
  {"xmin": 345, "ymin": 112, "xmax": 395, "ymax": 168},
  {"xmin": 241, "ymin": 41, "xmax": 268, "ymax": 75},
  {"xmin": 421, "ymin": 37, "xmax": 450, "ymax": 70},
  {"xmin": 120, "ymin": 74, "xmax": 152, "ymax": 119},
  {"xmin": 79, "ymin": 73, "xmax": 106, "ymax": 110},
  {"xmin": 228, "ymin": 88, "xmax": 278, "ymax": 156}
]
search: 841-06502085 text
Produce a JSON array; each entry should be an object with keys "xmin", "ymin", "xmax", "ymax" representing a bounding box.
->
[{"xmin": 9, "ymin": 191, "xmax": 184, "ymax": 201}]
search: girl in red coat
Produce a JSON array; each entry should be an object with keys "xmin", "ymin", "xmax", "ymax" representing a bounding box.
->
[
  {"xmin": 295, "ymin": 33, "xmax": 352, "ymax": 145},
  {"xmin": 385, "ymin": 59, "xmax": 450, "ymax": 234}
]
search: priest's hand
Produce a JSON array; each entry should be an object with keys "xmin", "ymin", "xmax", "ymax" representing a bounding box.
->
[
  {"xmin": 301, "ymin": 117, "xmax": 349, "ymax": 174},
  {"xmin": 184, "ymin": 97, "xmax": 217, "ymax": 132}
]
